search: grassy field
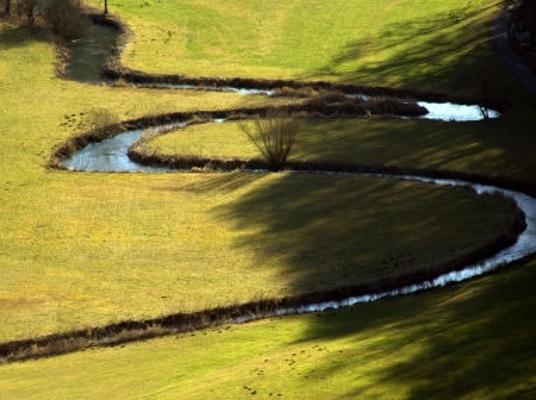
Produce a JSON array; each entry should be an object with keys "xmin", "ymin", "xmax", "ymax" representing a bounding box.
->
[
  {"xmin": 2, "ymin": 0, "xmax": 536, "ymax": 397},
  {"xmin": 118, "ymin": 0, "xmax": 536, "ymax": 187},
  {"xmin": 0, "ymin": 21, "xmax": 521, "ymax": 343},
  {"xmin": 148, "ymin": 116, "xmax": 536, "ymax": 185},
  {"xmin": 87, "ymin": 0, "xmax": 503, "ymax": 94},
  {"xmin": 2, "ymin": 258, "xmax": 535, "ymax": 399}
]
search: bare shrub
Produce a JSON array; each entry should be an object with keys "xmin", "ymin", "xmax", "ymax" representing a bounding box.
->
[
  {"xmin": 85, "ymin": 108, "xmax": 121, "ymax": 130},
  {"xmin": 42, "ymin": 0, "xmax": 89, "ymax": 40},
  {"xmin": 3, "ymin": 0, "xmax": 11, "ymax": 16},
  {"xmin": 111, "ymin": 77, "xmax": 132, "ymax": 88},
  {"xmin": 479, "ymin": 105, "xmax": 491, "ymax": 120},
  {"xmin": 15, "ymin": 0, "xmax": 39, "ymax": 26},
  {"xmin": 240, "ymin": 112, "xmax": 302, "ymax": 171},
  {"xmin": 477, "ymin": 80, "xmax": 495, "ymax": 120}
]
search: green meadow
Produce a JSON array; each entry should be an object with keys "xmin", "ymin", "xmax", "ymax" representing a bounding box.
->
[
  {"xmin": 148, "ymin": 116, "xmax": 536, "ymax": 185},
  {"xmin": 2, "ymin": 258, "xmax": 535, "ymax": 399},
  {"xmin": 88, "ymin": 0, "xmax": 502, "ymax": 94},
  {"xmin": 1, "ymin": 0, "xmax": 536, "ymax": 398}
]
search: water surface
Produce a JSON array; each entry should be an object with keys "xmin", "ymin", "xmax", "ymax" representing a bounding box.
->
[{"xmin": 64, "ymin": 23, "xmax": 117, "ymax": 83}]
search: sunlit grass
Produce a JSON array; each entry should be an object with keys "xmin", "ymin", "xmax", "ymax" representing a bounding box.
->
[
  {"xmin": 0, "ymin": 22, "xmax": 521, "ymax": 343},
  {"xmin": 2, "ymin": 258, "xmax": 534, "ymax": 399},
  {"xmin": 3, "ymin": 165, "xmax": 518, "ymax": 341},
  {"xmin": 2, "ymin": 1, "xmax": 536, "ymax": 397},
  {"xmin": 149, "ymin": 117, "xmax": 536, "ymax": 185},
  {"xmin": 86, "ymin": 0, "xmax": 501, "ymax": 95}
]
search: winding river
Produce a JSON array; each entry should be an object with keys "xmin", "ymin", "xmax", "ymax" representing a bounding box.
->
[{"xmin": 57, "ymin": 19, "xmax": 536, "ymax": 331}]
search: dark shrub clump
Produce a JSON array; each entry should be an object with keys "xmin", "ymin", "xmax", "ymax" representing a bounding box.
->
[{"xmin": 42, "ymin": 0, "xmax": 90, "ymax": 40}]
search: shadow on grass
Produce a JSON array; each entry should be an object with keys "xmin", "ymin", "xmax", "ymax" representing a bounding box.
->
[
  {"xmin": 158, "ymin": 164, "xmax": 534, "ymax": 397},
  {"xmin": 0, "ymin": 24, "xmax": 35, "ymax": 50},
  {"xmin": 169, "ymin": 169, "xmax": 518, "ymax": 301},
  {"xmin": 177, "ymin": 172, "xmax": 264, "ymax": 194},
  {"xmin": 290, "ymin": 117, "xmax": 536, "ymax": 186},
  {"xmin": 295, "ymin": 258, "xmax": 536, "ymax": 398},
  {"xmin": 159, "ymin": 3, "xmax": 536, "ymax": 396},
  {"xmin": 304, "ymin": 2, "xmax": 532, "ymax": 102},
  {"xmin": 4, "ymin": 0, "xmax": 527, "ymax": 395}
]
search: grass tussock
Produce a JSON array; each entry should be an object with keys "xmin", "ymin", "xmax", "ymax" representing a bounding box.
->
[{"xmin": 85, "ymin": 108, "xmax": 122, "ymax": 130}]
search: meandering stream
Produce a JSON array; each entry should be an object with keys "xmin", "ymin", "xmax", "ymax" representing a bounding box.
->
[{"xmin": 61, "ymin": 20, "xmax": 536, "ymax": 322}]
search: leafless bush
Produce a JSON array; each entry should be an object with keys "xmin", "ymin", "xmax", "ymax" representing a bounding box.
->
[
  {"xmin": 15, "ymin": 0, "xmax": 39, "ymax": 26},
  {"xmin": 240, "ymin": 112, "xmax": 303, "ymax": 171},
  {"xmin": 477, "ymin": 80, "xmax": 495, "ymax": 120},
  {"xmin": 85, "ymin": 108, "xmax": 121, "ymax": 130},
  {"xmin": 42, "ymin": 0, "xmax": 89, "ymax": 40},
  {"xmin": 479, "ymin": 105, "xmax": 491, "ymax": 120},
  {"xmin": 111, "ymin": 77, "xmax": 132, "ymax": 88}
]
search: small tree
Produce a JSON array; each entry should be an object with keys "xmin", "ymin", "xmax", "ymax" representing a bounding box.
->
[
  {"xmin": 15, "ymin": 0, "xmax": 39, "ymax": 25},
  {"xmin": 104, "ymin": 0, "xmax": 108, "ymax": 15},
  {"xmin": 42, "ymin": 0, "xmax": 89, "ymax": 39},
  {"xmin": 3, "ymin": 0, "xmax": 11, "ymax": 16},
  {"xmin": 478, "ymin": 80, "xmax": 493, "ymax": 120},
  {"xmin": 240, "ymin": 112, "xmax": 302, "ymax": 171},
  {"xmin": 85, "ymin": 108, "xmax": 121, "ymax": 130}
]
